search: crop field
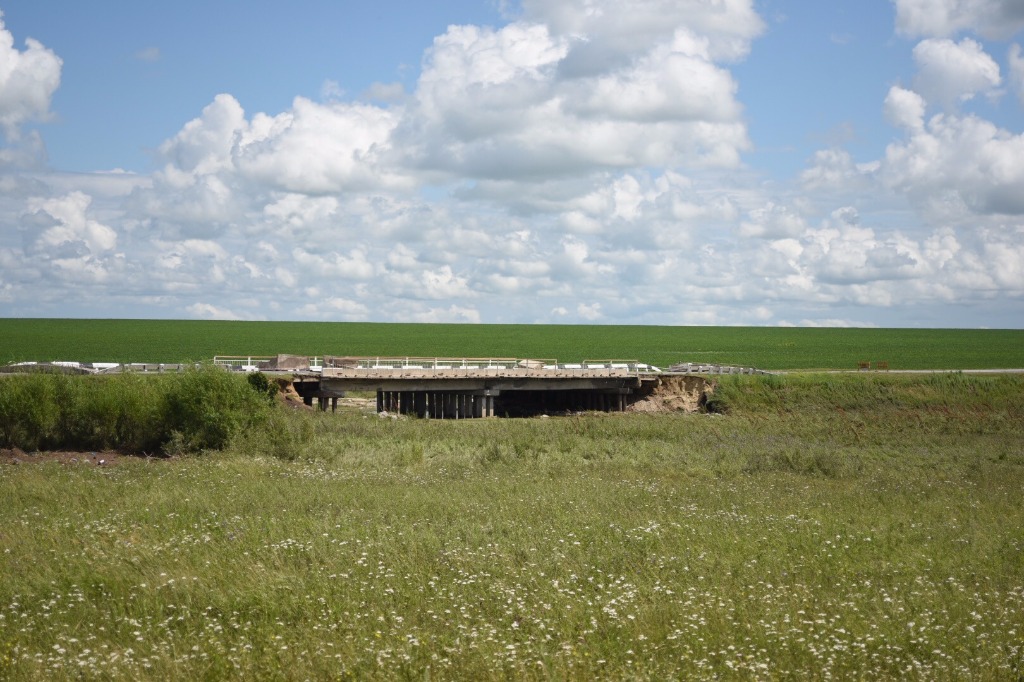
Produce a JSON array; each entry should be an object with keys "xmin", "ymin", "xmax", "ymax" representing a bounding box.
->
[
  {"xmin": 2, "ymin": 318, "xmax": 1024, "ymax": 369},
  {"xmin": 1, "ymin": 372, "xmax": 1023, "ymax": 679}
]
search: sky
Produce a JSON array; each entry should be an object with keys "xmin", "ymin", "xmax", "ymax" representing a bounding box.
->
[{"xmin": 0, "ymin": 0, "xmax": 1022, "ymax": 328}]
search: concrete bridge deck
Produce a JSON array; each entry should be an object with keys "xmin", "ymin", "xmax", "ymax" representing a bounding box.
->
[{"xmin": 283, "ymin": 358, "xmax": 665, "ymax": 418}]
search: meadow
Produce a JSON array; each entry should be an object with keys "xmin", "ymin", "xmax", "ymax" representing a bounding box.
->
[
  {"xmin": 2, "ymin": 318, "xmax": 1024, "ymax": 369},
  {"xmin": 1, "ymin": 372, "xmax": 1022, "ymax": 679}
]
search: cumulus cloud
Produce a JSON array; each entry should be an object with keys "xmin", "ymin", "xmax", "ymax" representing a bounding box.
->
[
  {"xmin": 0, "ymin": 12, "xmax": 62, "ymax": 139},
  {"xmin": 893, "ymin": 0, "xmax": 1024, "ymax": 39},
  {"xmin": 235, "ymin": 97, "xmax": 404, "ymax": 193},
  {"xmin": 396, "ymin": 11, "xmax": 754, "ymax": 180},
  {"xmin": 3, "ymin": 0, "xmax": 1022, "ymax": 328},
  {"xmin": 883, "ymin": 112, "xmax": 1024, "ymax": 215},
  {"xmin": 363, "ymin": 81, "xmax": 405, "ymax": 103},
  {"xmin": 912, "ymin": 38, "xmax": 1001, "ymax": 108},
  {"xmin": 154, "ymin": 92, "xmax": 404, "ymax": 197},
  {"xmin": 800, "ymin": 148, "xmax": 872, "ymax": 190},
  {"xmin": 739, "ymin": 202, "xmax": 806, "ymax": 239},
  {"xmin": 576, "ymin": 302, "xmax": 603, "ymax": 320},
  {"xmin": 410, "ymin": 304, "xmax": 482, "ymax": 323},
  {"xmin": 884, "ymin": 86, "xmax": 927, "ymax": 130},
  {"xmin": 1010, "ymin": 43, "xmax": 1024, "ymax": 105},
  {"xmin": 522, "ymin": 0, "xmax": 765, "ymax": 61},
  {"xmin": 22, "ymin": 192, "xmax": 117, "ymax": 256},
  {"xmin": 186, "ymin": 302, "xmax": 246, "ymax": 320},
  {"xmin": 295, "ymin": 297, "xmax": 369, "ymax": 321}
]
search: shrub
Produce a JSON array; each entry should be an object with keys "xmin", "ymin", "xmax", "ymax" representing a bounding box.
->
[
  {"xmin": 0, "ymin": 373, "xmax": 57, "ymax": 451},
  {"xmin": 0, "ymin": 366, "xmax": 272, "ymax": 455},
  {"xmin": 161, "ymin": 365, "xmax": 272, "ymax": 454}
]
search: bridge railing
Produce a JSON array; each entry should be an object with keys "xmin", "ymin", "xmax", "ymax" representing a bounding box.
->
[
  {"xmin": 213, "ymin": 356, "xmax": 275, "ymax": 371},
  {"xmin": 212, "ymin": 355, "xmax": 667, "ymax": 374},
  {"xmin": 324, "ymin": 357, "xmax": 550, "ymax": 371},
  {"xmin": 667, "ymin": 363, "xmax": 771, "ymax": 375}
]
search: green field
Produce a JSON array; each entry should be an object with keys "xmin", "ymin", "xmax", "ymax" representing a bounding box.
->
[
  {"xmin": 2, "ymin": 373, "xmax": 1022, "ymax": 679},
  {"xmin": 2, "ymin": 319, "xmax": 1023, "ymax": 369}
]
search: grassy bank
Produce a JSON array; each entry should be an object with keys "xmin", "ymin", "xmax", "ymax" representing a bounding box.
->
[
  {"xmin": 1, "ymin": 374, "xmax": 1022, "ymax": 679},
  {"xmin": 3, "ymin": 318, "xmax": 1024, "ymax": 369}
]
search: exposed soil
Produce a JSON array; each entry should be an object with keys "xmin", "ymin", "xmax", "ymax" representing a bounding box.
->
[
  {"xmin": 0, "ymin": 447, "xmax": 165, "ymax": 467},
  {"xmin": 276, "ymin": 379, "xmax": 314, "ymax": 410},
  {"xmin": 627, "ymin": 375, "xmax": 713, "ymax": 414}
]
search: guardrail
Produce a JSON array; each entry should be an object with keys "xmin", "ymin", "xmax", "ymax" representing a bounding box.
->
[
  {"xmin": 213, "ymin": 356, "xmax": 323, "ymax": 371},
  {"xmin": 667, "ymin": 363, "xmax": 771, "ymax": 375},
  {"xmin": 211, "ymin": 356, "xmax": 666, "ymax": 374},
  {"xmin": 325, "ymin": 357, "xmax": 533, "ymax": 370}
]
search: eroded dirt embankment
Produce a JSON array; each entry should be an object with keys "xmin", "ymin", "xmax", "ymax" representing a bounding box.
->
[{"xmin": 627, "ymin": 375, "xmax": 714, "ymax": 413}]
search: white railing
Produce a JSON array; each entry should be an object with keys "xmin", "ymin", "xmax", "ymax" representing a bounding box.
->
[
  {"xmin": 667, "ymin": 363, "xmax": 771, "ymax": 375},
  {"xmin": 209, "ymin": 355, "xmax": 667, "ymax": 375}
]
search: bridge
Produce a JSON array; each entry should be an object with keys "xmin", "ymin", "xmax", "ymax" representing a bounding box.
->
[{"xmin": 216, "ymin": 356, "xmax": 667, "ymax": 418}]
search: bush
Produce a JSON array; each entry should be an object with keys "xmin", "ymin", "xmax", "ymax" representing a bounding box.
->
[
  {"xmin": 161, "ymin": 365, "xmax": 273, "ymax": 454},
  {"xmin": 0, "ymin": 366, "xmax": 272, "ymax": 455},
  {"xmin": 0, "ymin": 373, "xmax": 57, "ymax": 451}
]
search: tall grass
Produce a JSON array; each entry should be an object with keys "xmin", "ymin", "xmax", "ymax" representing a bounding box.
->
[
  {"xmin": 0, "ymin": 366, "xmax": 271, "ymax": 454},
  {"xmin": 1, "ymin": 374, "xmax": 1022, "ymax": 679}
]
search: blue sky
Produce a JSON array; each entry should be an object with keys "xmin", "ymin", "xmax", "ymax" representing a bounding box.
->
[{"xmin": 1, "ymin": 0, "xmax": 1022, "ymax": 327}]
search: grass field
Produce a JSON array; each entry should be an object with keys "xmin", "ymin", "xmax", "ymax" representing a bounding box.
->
[
  {"xmin": 1, "ymin": 373, "xmax": 1022, "ymax": 679},
  {"xmin": 2, "ymin": 318, "xmax": 1024, "ymax": 369}
]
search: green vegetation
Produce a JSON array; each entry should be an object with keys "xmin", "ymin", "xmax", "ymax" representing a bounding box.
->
[
  {"xmin": 1, "ymin": 374, "xmax": 1023, "ymax": 679},
  {"xmin": 0, "ymin": 367, "xmax": 272, "ymax": 454},
  {"xmin": 2, "ymin": 318, "xmax": 1024, "ymax": 369}
]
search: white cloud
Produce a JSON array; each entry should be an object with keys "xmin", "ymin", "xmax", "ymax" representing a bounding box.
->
[
  {"xmin": 883, "ymin": 112, "xmax": 1024, "ymax": 215},
  {"xmin": 884, "ymin": 86, "xmax": 927, "ymax": 130},
  {"xmin": 800, "ymin": 148, "xmax": 869, "ymax": 190},
  {"xmin": 410, "ymin": 304, "xmax": 481, "ymax": 323},
  {"xmin": 1010, "ymin": 43, "xmax": 1024, "ymax": 105},
  {"xmin": 565, "ymin": 31, "xmax": 742, "ymax": 124},
  {"xmin": 236, "ymin": 97, "xmax": 404, "ymax": 193},
  {"xmin": 292, "ymin": 248, "xmax": 376, "ymax": 280},
  {"xmin": 154, "ymin": 93, "xmax": 404, "ymax": 201},
  {"xmin": 296, "ymin": 297, "xmax": 369, "ymax": 320},
  {"xmin": 380, "ymin": 265, "xmax": 474, "ymax": 301},
  {"xmin": 893, "ymin": 0, "xmax": 1024, "ymax": 39},
  {"xmin": 262, "ymin": 193, "xmax": 339, "ymax": 232},
  {"xmin": 186, "ymin": 303, "xmax": 245, "ymax": 320},
  {"xmin": 397, "ymin": 15, "xmax": 752, "ymax": 180},
  {"xmin": 522, "ymin": 0, "xmax": 764, "ymax": 61},
  {"xmin": 2, "ymin": 1, "xmax": 1022, "ymax": 328},
  {"xmin": 0, "ymin": 12, "xmax": 62, "ymax": 139},
  {"xmin": 363, "ymin": 81, "xmax": 405, "ymax": 102},
  {"xmin": 739, "ymin": 202, "xmax": 806, "ymax": 239},
  {"xmin": 319, "ymin": 79, "xmax": 344, "ymax": 101},
  {"xmin": 912, "ymin": 38, "xmax": 1001, "ymax": 108},
  {"xmin": 576, "ymin": 302, "xmax": 603, "ymax": 320},
  {"xmin": 157, "ymin": 94, "xmax": 246, "ymax": 178},
  {"xmin": 23, "ymin": 191, "xmax": 117, "ymax": 255},
  {"xmin": 778, "ymin": 318, "xmax": 879, "ymax": 328}
]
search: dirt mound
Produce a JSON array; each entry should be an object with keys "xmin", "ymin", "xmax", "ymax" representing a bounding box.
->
[{"xmin": 627, "ymin": 375, "xmax": 712, "ymax": 414}]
